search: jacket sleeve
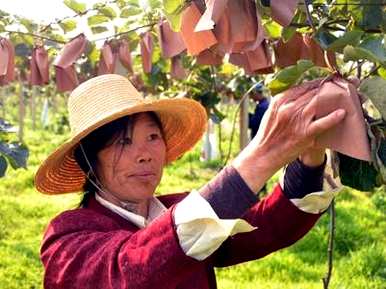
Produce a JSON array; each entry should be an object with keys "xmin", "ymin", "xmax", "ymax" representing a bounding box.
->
[
  {"xmin": 41, "ymin": 207, "xmax": 203, "ymax": 289},
  {"xmin": 211, "ymin": 184, "xmax": 321, "ymax": 267},
  {"xmin": 173, "ymin": 165, "xmax": 322, "ymax": 264}
]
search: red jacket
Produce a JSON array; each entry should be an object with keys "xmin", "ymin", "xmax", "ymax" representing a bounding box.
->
[{"xmin": 41, "ymin": 185, "xmax": 320, "ymax": 289}]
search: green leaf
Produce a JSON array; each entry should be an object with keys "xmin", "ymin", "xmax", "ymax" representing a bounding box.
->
[
  {"xmin": 0, "ymin": 9, "xmax": 10, "ymax": 17},
  {"xmin": 165, "ymin": 12, "xmax": 182, "ymax": 32},
  {"xmin": 162, "ymin": 0, "xmax": 183, "ymax": 14},
  {"xmin": 120, "ymin": 7, "xmax": 143, "ymax": 17},
  {"xmin": 162, "ymin": 0, "xmax": 184, "ymax": 31},
  {"xmin": 210, "ymin": 107, "xmax": 225, "ymax": 124},
  {"xmin": 359, "ymin": 76, "xmax": 386, "ymax": 120},
  {"xmin": 0, "ymin": 142, "xmax": 28, "ymax": 169},
  {"xmin": 382, "ymin": 9, "xmax": 386, "ymax": 32},
  {"xmin": 91, "ymin": 26, "xmax": 108, "ymax": 34},
  {"xmin": 378, "ymin": 67, "xmax": 386, "ymax": 79},
  {"xmin": 375, "ymin": 138, "xmax": 386, "ymax": 183},
  {"xmin": 63, "ymin": 0, "xmax": 87, "ymax": 14},
  {"xmin": 59, "ymin": 19, "xmax": 77, "ymax": 33},
  {"xmin": 378, "ymin": 138, "xmax": 386, "ymax": 166},
  {"xmin": 98, "ymin": 6, "xmax": 117, "ymax": 19},
  {"xmin": 360, "ymin": 0, "xmax": 383, "ymax": 30},
  {"xmin": 127, "ymin": 0, "xmax": 140, "ymax": 6},
  {"xmin": 327, "ymin": 30, "xmax": 363, "ymax": 53},
  {"xmin": 338, "ymin": 153, "xmax": 379, "ymax": 191},
  {"xmin": 19, "ymin": 17, "xmax": 37, "ymax": 32},
  {"xmin": 281, "ymin": 26, "xmax": 297, "ymax": 43},
  {"xmin": 116, "ymin": 0, "xmax": 134, "ymax": 9},
  {"xmin": 263, "ymin": 20, "xmax": 282, "ymax": 39},
  {"xmin": 314, "ymin": 30, "xmax": 337, "ymax": 50},
  {"xmin": 86, "ymin": 42, "xmax": 99, "ymax": 64},
  {"xmin": 46, "ymin": 34, "xmax": 66, "ymax": 45},
  {"xmin": 148, "ymin": 0, "xmax": 162, "ymax": 9},
  {"xmin": 0, "ymin": 155, "xmax": 7, "ymax": 177},
  {"xmin": 268, "ymin": 60, "xmax": 314, "ymax": 95},
  {"xmin": 343, "ymin": 36, "xmax": 386, "ymax": 66},
  {"xmin": 315, "ymin": 29, "xmax": 363, "ymax": 53},
  {"xmin": 87, "ymin": 15, "xmax": 110, "ymax": 26}
]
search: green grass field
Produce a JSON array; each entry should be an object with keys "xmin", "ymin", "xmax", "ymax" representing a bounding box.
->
[{"xmin": 0, "ymin": 103, "xmax": 385, "ymax": 289}]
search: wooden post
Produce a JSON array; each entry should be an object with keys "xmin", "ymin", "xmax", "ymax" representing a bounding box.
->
[
  {"xmin": 0, "ymin": 87, "xmax": 5, "ymax": 119},
  {"xmin": 18, "ymin": 80, "xmax": 25, "ymax": 143},
  {"xmin": 239, "ymin": 95, "xmax": 249, "ymax": 151},
  {"xmin": 204, "ymin": 129, "xmax": 212, "ymax": 161},
  {"xmin": 31, "ymin": 86, "xmax": 37, "ymax": 130},
  {"xmin": 51, "ymin": 86, "xmax": 58, "ymax": 114},
  {"xmin": 202, "ymin": 119, "xmax": 218, "ymax": 161}
]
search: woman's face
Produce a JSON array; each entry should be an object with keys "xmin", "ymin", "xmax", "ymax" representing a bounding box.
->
[{"xmin": 96, "ymin": 113, "xmax": 166, "ymax": 203}]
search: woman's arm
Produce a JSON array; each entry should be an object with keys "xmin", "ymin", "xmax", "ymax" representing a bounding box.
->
[
  {"xmin": 211, "ymin": 183, "xmax": 322, "ymax": 267},
  {"xmin": 173, "ymin": 84, "xmax": 345, "ymax": 262},
  {"xmin": 209, "ymin": 156, "xmax": 327, "ymax": 267}
]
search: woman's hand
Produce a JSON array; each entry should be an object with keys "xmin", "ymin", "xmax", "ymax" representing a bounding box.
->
[{"xmin": 233, "ymin": 82, "xmax": 346, "ymax": 193}]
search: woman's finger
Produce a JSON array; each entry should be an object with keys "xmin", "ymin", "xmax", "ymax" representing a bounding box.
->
[
  {"xmin": 302, "ymin": 91, "xmax": 320, "ymax": 118},
  {"xmin": 283, "ymin": 79, "xmax": 321, "ymax": 100},
  {"xmin": 287, "ymin": 87, "xmax": 319, "ymax": 108},
  {"xmin": 307, "ymin": 109, "xmax": 346, "ymax": 137}
]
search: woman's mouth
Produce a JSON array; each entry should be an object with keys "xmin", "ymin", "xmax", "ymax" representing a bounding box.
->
[{"xmin": 129, "ymin": 172, "xmax": 156, "ymax": 181}]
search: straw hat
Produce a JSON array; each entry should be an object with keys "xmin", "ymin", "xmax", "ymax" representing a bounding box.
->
[{"xmin": 35, "ymin": 74, "xmax": 207, "ymax": 194}]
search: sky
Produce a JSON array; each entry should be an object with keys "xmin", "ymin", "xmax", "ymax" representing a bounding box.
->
[
  {"xmin": 1, "ymin": 0, "xmax": 99, "ymax": 23},
  {"xmin": 1, "ymin": 0, "xmax": 119, "ymax": 43}
]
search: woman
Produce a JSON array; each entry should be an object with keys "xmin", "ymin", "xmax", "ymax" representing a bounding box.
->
[{"xmin": 36, "ymin": 74, "xmax": 345, "ymax": 289}]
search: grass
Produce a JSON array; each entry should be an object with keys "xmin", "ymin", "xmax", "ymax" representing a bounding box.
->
[{"xmin": 0, "ymin": 100, "xmax": 385, "ymax": 289}]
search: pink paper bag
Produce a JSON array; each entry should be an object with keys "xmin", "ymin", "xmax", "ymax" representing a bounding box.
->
[
  {"xmin": 170, "ymin": 56, "xmax": 187, "ymax": 79},
  {"xmin": 118, "ymin": 39, "xmax": 133, "ymax": 74},
  {"xmin": 271, "ymin": 0, "xmax": 299, "ymax": 27},
  {"xmin": 158, "ymin": 20, "xmax": 186, "ymax": 58},
  {"xmin": 314, "ymin": 76, "xmax": 371, "ymax": 161},
  {"xmin": 0, "ymin": 38, "xmax": 15, "ymax": 86},
  {"xmin": 180, "ymin": 2, "xmax": 217, "ymax": 56},
  {"xmin": 228, "ymin": 0, "xmax": 265, "ymax": 53},
  {"xmin": 54, "ymin": 34, "xmax": 87, "ymax": 92},
  {"xmin": 98, "ymin": 42, "xmax": 115, "ymax": 75},
  {"xmin": 140, "ymin": 32, "xmax": 154, "ymax": 74},
  {"xmin": 194, "ymin": 0, "xmax": 228, "ymax": 32},
  {"xmin": 29, "ymin": 45, "xmax": 49, "ymax": 85},
  {"xmin": 196, "ymin": 49, "xmax": 223, "ymax": 66}
]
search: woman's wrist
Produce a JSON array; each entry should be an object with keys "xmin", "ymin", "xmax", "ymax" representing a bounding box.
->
[
  {"xmin": 299, "ymin": 148, "xmax": 326, "ymax": 168},
  {"xmin": 232, "ymin": 145, "xmax": 278, "ymax": 194}
]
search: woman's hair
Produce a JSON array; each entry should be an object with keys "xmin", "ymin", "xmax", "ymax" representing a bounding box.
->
[{"xmin": 73, "ymin": 112, "xmax": 163, "ymax": 207}]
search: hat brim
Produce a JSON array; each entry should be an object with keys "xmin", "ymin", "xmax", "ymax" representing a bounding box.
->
[{"xmin": 35, "ymin": 98, "xmax": 207, "ymax": 194}]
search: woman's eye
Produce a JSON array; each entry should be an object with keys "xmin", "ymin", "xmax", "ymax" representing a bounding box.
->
[
  {"xmin": 118, "ymin": 137, "xmax": 132, "ymax": 145},
  {"xmin": 148, "ymin": 133, "xmax": 161, "ymax": 141}
]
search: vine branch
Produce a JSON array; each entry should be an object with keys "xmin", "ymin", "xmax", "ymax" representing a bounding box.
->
[
  {"xmin": 304, "ymin": 0, "xmax": 317, "ymax": 32},
  {"xmin": 2, "ymin": 22, "xmax": 158, "ymax": 46},
  {"xmin": 362, "ymin": 64, "xmax": 381, "ymax": 80},
  {"xmin": 3, "ymin": 30, "xmax": 67, "ymax": 44},
  {"xmin": 322, "ymin": 200, "xmax": 336, "ymax": 289},
  {"xmin": 222, "ymin": 82, "xmax": 257, "ymax": 167},
  {"xmin": 93, "ymin": 22, "xmax": 157, "ymax": 42},
  {"xmin": 322, "ymin": 173, "xmax": 338, "ymax": 289}
]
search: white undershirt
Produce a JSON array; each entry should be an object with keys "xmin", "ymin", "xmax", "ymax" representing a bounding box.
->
[{"xmin": 95, "ymin": 193, "xmax": 167, "ymax": 228}]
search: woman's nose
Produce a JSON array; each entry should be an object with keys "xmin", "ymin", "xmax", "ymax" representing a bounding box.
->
[{"xmin": 135, "ymin": 145, "xmax": 152, "ymax": 163}]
